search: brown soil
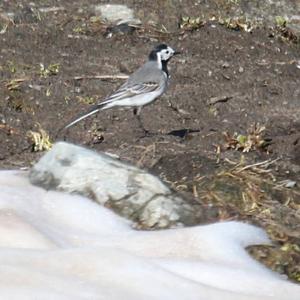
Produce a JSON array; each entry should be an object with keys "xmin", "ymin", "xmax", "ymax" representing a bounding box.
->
[{"xmin": 0, "ymin": 1, "xmax": 299, "ymax": 282}]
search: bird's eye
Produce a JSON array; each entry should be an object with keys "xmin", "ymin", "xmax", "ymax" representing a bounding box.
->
[{"xmin": 166, "ymin": 50, "xmax": 169, "ymax": 54}]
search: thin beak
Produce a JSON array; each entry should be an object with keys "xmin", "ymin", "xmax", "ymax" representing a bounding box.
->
[{"xmin": 174, "ymin": 50, "xmax": 181, "ymax": 55}]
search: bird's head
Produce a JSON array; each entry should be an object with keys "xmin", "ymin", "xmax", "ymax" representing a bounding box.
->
[{"xmin": 148, "ymin": 44, "xmax": 180, "ymax": 63}]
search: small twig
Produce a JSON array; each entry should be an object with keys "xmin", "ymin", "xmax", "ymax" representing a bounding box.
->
[
  {"xmin": 5, "ymin": 77, "xmax": 28, "ymax": 85},
  {"xmin": 38, "ymin": 7, "xmax": 66, "ymax": 13},
  {"xmin": 74, "ymin": 75, "xmax": 128, "ymax": 81},
  {"xmin": 208, "ymin": 93, "xmax": 239, "ymax": 105},
  {"xmin": 235, "ymin": 158, "xmax": 280, "ymax": 173},
  {"xmin": 208, "ymin": 95, "xmax": 233, "ymax": 105},
  {"xmin": 137, "ymin": 144, "xmax": 156, "ymax": 167},
  {"xmin": 192, "ymin": 185, "xmax": 199, "ymax": 198},
  {"xmin": 223, "ymin": 158, "xmax": 239, "ymax": 165}
]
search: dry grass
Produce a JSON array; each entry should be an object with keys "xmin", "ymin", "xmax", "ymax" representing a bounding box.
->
[
  {"xmin": 171, "ymin": 156, "xmax": 300, "ymax": 282},
  {"xmin": 27, "ymin": 125, "xmax": 52, "ymax": 152}
]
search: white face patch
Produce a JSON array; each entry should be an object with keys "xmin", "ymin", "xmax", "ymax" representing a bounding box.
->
[{"xmin": 158, "ymin": 47, "xmax": 175, "ymax": 61}]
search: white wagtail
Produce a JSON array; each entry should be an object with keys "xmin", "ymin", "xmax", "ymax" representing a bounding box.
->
[{"xmin": 64, "ymin": 44, "xmax": 180, "ymax": 132}]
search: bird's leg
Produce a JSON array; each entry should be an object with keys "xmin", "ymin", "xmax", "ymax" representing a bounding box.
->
[
  {"xmin": 133, "ymin": 107, "xmax": 140, "ymax": 116},
  {"xmin": 133, "ymin": 107, "xmax": 150, "ymax": 136}
]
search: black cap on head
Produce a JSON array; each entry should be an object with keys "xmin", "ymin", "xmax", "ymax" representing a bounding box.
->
[
  {"xmin": 149, "ymin": 44, "xmax": 169, "ymax": 61},
  {"xmin": 154, "ymin": 44, "xmax": 168, "ymax": 51}
]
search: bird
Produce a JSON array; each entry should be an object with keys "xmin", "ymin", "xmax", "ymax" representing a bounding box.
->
[{"xmin": 63, "ymin": 44, "xmax": 180, "ymax": 133}]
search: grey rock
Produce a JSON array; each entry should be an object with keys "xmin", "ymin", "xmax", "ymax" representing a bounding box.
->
[
  {"xmin": 94, "ymin": 4, "xmax": 141, "ymax": 25},
  {"xmin": 240, "ymin": 0, "xmax": 299, "ymax": 23},
  {"xmin": 29, "ymin": 142, "xmax": 197, "ymax": 229},
  {"xmin": 224, "ymin": 0, "xmax": 300, "ymax": 34}
]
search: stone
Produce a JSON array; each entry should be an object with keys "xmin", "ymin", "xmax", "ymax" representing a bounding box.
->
[
  {"xmin": 94, "ymin": 4, "xmax": 141, "ymax": 25},
  {"xmin": 29, "ymin": 142, "xmax": 198, "ymax": 229}
]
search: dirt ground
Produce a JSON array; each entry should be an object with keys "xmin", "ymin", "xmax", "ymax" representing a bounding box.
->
[{"xmin": 0, "ymin": 1, "xmax": 299, "ymax": 282}]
